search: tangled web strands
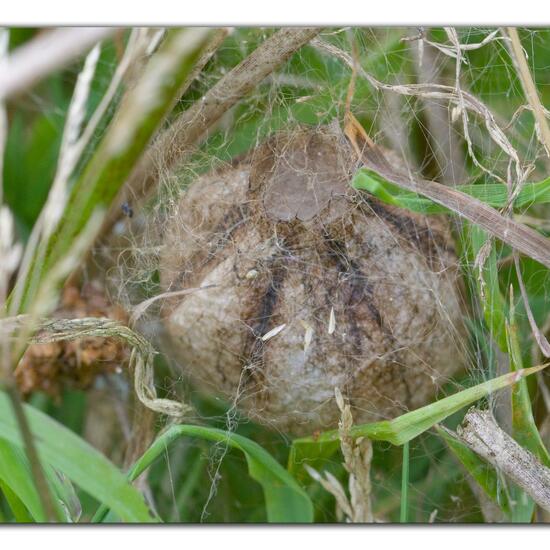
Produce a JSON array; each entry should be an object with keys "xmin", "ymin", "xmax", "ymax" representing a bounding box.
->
[
  {"xmin": 312, "ymin": 37, "xmax": 526, "ymax": 189},
  {"xmin": 112, "ymin": 30, "xmax": 490, "ymax": 421}
]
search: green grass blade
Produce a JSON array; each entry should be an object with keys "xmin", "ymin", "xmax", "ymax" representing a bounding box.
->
[
  {"xmin": 11, "ymin": 28, "xmax": 214, "ymax": 315},
  {"xmin": 506, "ymin": 300, "xmax": 548, "ymax": 522},
  {"xmin": 292, "ymin": 364, "xmax": 548, "ymax": 450},
  {"xmin": 0, "ymin": 479, "xmax": 34, "ymax": 523},
  {"xmin": 0, "ymin": 437, "xmax": 75, "ymax": 522},
  {"xmin": 400, "ymin": 441, "xmax": 410, "ymax": 523},
  {"xmin": 465, "ymin": 224, "xmax": 508, "ymax": 351},
  {"xmin": 0, "ymin": 391, "xmax": 154, "ymax": 522},
  {"xmin": 352, "ymin": 169, "xmax": 550, "ymax": 214},
  {"xmin": 437, "ymin": 426, "xmax": 511, "ymax": 516},
  {"xmin": 44, "ymin": 466, "xmax": 82, "ymax": 522},
  {"xmin": 287, "ymin": 438, "xmax": 340, "ymax": 483},
  {"xmin": 506, "ymin": 308, "xmax": 550, "ymax": 466},
  {"xmin": 94, "ymin": 424, "xmax": 314, "ymax": 523}
]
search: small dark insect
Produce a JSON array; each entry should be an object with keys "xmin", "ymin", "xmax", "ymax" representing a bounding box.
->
[{"xmin": 121, "ymin": 202, "xmax": 134, "ymax": 218}]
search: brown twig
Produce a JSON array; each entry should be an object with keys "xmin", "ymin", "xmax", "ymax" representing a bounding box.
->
[{"xmin": 457, "ymin": 408, "xmax": 550, "ymax": 512}]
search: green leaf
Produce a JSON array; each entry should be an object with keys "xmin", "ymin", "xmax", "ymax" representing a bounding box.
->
[
  {"xmin": 506, "ymin": 299, "xmax": 549, "ymax": 522},
  {"xmin": 0, "ymin": 479, "xmax": 34, "ymax": 523},
  {"xmin": 465, "ymin": 224, "xmax": 508, "ymax": 351},
  {"xmin": 400, "ymin": 441, "xmax": 410, "ymax": 523},
  {"xmin": 287, "ymin": 438, "xmax": 340, "ymax": 483},
  {"xmin": 0, "ymin": 391, "xmax": 154, "ymax": 523},
  {"xmin": 0, "ymin": 437, "xmax": 46, "ymax": 521},
  {"xmin": 3, "ymin": 112, "xmax": 64, "ymax": 233},
  {"xmin": 45, "ymin": 467, "xmax": 82, "ymax": 522},
  {"xmin": 291, "ymin": 364, "xmax": 548, "ymax": 451},
  {"xmin": 94, "ymin": 425, "xmax": 314, "ymax": 524}
]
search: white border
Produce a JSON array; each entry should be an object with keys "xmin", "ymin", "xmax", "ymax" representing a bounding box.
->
[
  {"xmin": 2, "ymin": 0, "xmax": 550, "ymax": 26},
  {"xmin": 1, "ymin": 526, "xmax": 550, "ymax": 549}
]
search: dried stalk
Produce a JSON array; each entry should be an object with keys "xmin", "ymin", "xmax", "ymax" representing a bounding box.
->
[
  {"xmin": 336, "ymin": 388, "xmax": 374, "ymax": 523},
  {"xmin": 457, "ymin": 408, "xmax": 550, "ymax": 512},
  {"xmin": 314, "ymin": 36, "xmax": 525, "ymax": 188},
  {"xmin": 11, "ymin": 29, "xmax": 215, "ymax": 319},
  {"xmin": 104, "ymin": 27, "xmax": 321, "ymax": 233},
  {"xmin": 0, "ymin": 28, "xmax": 115, "ymax": 102},
  {"xmin": 345, "ymin": 114, "xmax": 550, "ymax": 270},
  {"xmin": 306, "ymin": 388, "xmax": 374, "ymax": 523},
  {"xmin": 5, "ymin": 316, "xmax": 190, "ymax": 419},
  {"xmin": 0, "ymin": 29, "xmax": 7, "ymax": 203},
  {"xmin": 506, "ymin": 28, "xmax": 550, "ymax": 157},
  {"xmin": 414, "ymin": 34, "xmax": 466, "ymax": 186},
  {"xmin": 0, "ymin": 26, "xmax": 58, "ymax": 523}
]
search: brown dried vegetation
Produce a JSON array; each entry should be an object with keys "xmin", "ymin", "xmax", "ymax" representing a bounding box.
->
[{"xmin": 15, "ymin": 281, "xmax": 129, "ymax": 398}]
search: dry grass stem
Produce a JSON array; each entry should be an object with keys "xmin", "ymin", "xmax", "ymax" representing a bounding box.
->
[
  {"xmin": 0, "ymin": 28, "xmax": 8, "ymax": 203},
  {"xmin": 1, "ymin": 315, "xmax": 190, "ymax": 419},
  {"xmin": 314, "ymin": 36, "xmax": 525, "ymax": 187},
  {"xmin": 506, "ymin": 28, "xmax": 550, "ymax": 158},
  {"xmin": 104, "ymin": 27, "xmax": 321, "ymax": 233},
  {"xmin": 129, "ymin": 284, "xmax": 216, "ymax": 325},
  {"xmin": 0, "ymin": 28, "xmax": 115, "ymax": 102},
  {"xmin": 514, "ymin": 254, "xmax": 550, "ymax": 359},
  {"xmin": 346, "ymin": 114, "xmax": 550, "ymax": 270},
  {"xmin": 42, "ymin": 43, "xmax": 101, "ymax": 237}
]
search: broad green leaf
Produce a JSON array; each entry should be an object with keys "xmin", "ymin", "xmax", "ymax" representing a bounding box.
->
[
  {"xmin": 94, "ymin": 424, "xmax": 314, "ymax": 524},
  {"xmin": 291, "ymin": 364, "xmax": 548, "ymax": 452},
  {"xmin": 0, "ymin": 391, "xmax": 154, "ymax": 522},
  {"xmin": 437, "ymin": 426, "xmax": 511, "ymax": 516}
]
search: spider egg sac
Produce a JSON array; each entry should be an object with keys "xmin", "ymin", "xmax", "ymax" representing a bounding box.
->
[{"xmin": 160, "ymin": 125, "xmax": 464, "ymax": 434}]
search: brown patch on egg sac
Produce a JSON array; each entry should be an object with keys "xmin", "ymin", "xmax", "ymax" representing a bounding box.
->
[{"xmin": 160, "ymin": 125, "xmax": 464, "ymax": 435}]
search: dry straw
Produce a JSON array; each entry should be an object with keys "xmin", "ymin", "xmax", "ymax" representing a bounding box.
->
[
  {"xmin": 306, "ymin": 388, "xmax": 374, "ymax": 523},
  {"xmin": 1, "ymin": 315, "xmax": 190, "ymax": 419}
]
